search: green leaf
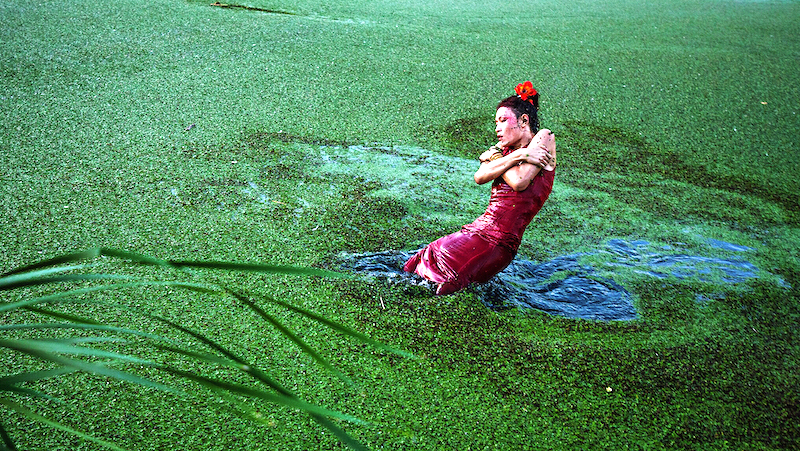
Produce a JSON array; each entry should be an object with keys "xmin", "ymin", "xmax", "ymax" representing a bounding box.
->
[
  {"xmin": 0, "ymin": 272, "xmax": 132, "ymax": 291},
  {"xmin": 225, "ymin": 289, "xmax": 354, "ymax": 386},
  {"xmin": 0, "ymin": 323, "xmax": 176, "ymax": 345},
  {"xmin": 0, "ymin": 420, "xmax": 18, "ymax": 451},
  {"xmin": 311, "ymin": 414, "xmax": 368, "ymax": 451},
  {"xmin": 147, "ymin": 315, "xmax": 293, "ymax": 396},
  {"xmin": 0, "ymin": 249, "xmax": 103, "ymax": 276},
  {"xmin": 0, "ymin": 339, "xmax": 183, "ymax": 396},
  {"xmin": 0, "ymin": 398, "xmax": 128, "ymax": 451},
  {"xmin": 0, "ymin": 367, "xmax": 74, "ymax": 386},
  {"xmin": 167, "ymin": 260, "xmax": 353, "ymax": 279},
  {"xmin": 158, "ymin": 366, "xmax": 366, "ymax": 425},
  {"xmin": 257, "ymin": 292, "xmax": 414, "ymax": 358},
  {"xmin": 0, "ymin": 280, "xmax": 220, "ymax": 313},
  {"xmin": 0, "ymin": 367, "xmax": 74, "ymax": 401}
]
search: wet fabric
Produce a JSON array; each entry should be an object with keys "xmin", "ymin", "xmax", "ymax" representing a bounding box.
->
[{"xmin": 404, "ymin": 168, "xmax": 554, "ymax": 294}]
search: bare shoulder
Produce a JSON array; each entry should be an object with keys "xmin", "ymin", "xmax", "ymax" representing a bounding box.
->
[{"xmin": 538, "ymin": 129, "xmax": 556, "ymax": 170}]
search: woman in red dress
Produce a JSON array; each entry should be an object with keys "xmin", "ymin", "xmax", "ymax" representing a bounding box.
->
[{"xmin": 403, "ymin": 82, "xmax": 556, "ymax": 295}]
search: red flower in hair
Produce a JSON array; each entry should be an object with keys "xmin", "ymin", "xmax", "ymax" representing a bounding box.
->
[{"xmin": 515, "ymin": 81, "xmax": 537, "ymax": 103}]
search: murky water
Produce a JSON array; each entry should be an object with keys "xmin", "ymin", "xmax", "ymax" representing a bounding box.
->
[
  {"xmin": 337, "ymin": 237, "xmax": 783, "ymax": 321},
  {"xmin": 222, "ymin": 141, "xmax": 785, "ymax": 321}
]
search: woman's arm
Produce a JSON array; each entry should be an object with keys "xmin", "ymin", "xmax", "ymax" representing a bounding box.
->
[
  {"xmin": 474, "ymin": 129, "xmax": 555, "ymax": 191},
  {"xmin": 501, "ymin": 159, "xmax": 543, "ymax": 192}
]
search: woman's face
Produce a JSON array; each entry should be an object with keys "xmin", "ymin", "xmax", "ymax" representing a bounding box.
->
[{"xmin": 495, "ymin": 107, "xmax": 526, "ymax": 148}]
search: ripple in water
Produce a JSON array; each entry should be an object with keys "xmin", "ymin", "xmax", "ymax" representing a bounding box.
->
[{"xmin": 337, "ymin": 237, "xmax": 782, "ymax": 321}]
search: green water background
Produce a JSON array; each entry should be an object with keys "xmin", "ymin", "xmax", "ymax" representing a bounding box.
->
[{"xmin": 1, "ymin": 0, "xmax": 799, "ymax": 449}]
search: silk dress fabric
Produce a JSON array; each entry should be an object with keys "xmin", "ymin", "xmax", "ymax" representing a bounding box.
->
[{"xmin": 404, "ymin": 165, "xmax": 555, "ymax": 295}]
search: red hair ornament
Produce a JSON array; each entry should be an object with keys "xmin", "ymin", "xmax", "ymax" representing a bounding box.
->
[{"xmin": 515, "ymin": 81, "xmax": 537, "ymax": 103}]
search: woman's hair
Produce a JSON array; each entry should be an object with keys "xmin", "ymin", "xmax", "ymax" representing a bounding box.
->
[{"xmin": 497, "ymin": 94, "xmax": 539, "ymax": 134}]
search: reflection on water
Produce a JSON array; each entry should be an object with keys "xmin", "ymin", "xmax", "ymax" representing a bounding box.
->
[{"xmin": 337, "ymin": 237, "xmax": 784, "ymax": 321}]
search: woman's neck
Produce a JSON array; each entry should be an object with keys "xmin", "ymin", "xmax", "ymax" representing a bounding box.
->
[{"xmin": 508, "ymin": 130, "xmax": 533, "ymax": 151}]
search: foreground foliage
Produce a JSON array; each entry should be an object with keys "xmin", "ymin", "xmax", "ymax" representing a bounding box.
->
[{"xmin": 0, "ymin": 248, "xmax": 408, "ymax": 451}]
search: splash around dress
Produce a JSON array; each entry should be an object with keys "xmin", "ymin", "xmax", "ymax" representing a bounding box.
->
[{"xmin": 403, "ymin": 164, "xmax": 554, "ymax": 295}]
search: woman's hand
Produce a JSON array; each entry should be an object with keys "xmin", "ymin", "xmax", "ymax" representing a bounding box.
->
[
  {"xmin": 478, "ymin": 144, "xmax": 503, "ymax": 163},
  {"xmin": 508, "ymin": 145, "xmax": 551, "ymax": 168},
  {"xmin": 474, "ymin": 129, "xmax": 555, "ymax": 191},
  {"xmin": 510, "ymin": 129, "xmax": 554, "ymax": 168}
]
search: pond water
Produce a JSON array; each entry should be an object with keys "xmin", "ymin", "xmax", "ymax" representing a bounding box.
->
[
  {"xmin": 243, "ymin": 140, "xmax": 785, "ymax": 321},
  {"xmin": 337, "ymin": 237, "xmax": 781, "ymax": 321}
]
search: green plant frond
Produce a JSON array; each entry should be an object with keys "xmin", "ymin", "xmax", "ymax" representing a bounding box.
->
[
  {"xmin": 256, "ymin": 292, "xmax": 415, "ymax": 358},
  {"xmin": 0, "ymin": 273, "xmax": 133, "ymax": 291},
  {"xmin": 0, "ymin": 340, "xmax": 183, "ymax": 396},
  {"xmin": 0, "ymin": 367, "xmax": 75, "ymax": 387},
  {"xmin": 1, "ymin": 248, "xmax": 166, "ymax": 277},
  {"xmin": 95, "ymin": 248, "xmax": 172, "ymax": 266},
  {"xmin": 159, "ymin": 366, "xmax": 367, "ymax": 425},
  {"xmin": 0, "ymin": 264, "xmax": 93, "ymax": 289},
  {"xmin": 198, "ymin": 387, "xmax": 367, "ymax": 451},
  {"xmin": 152, "ymin": 344, "xmax": 246, "ymax": 370},
  {"xmin": 0, "ymin": 323, "xmax": 177, "ymax": 345},
  {"xmin": 310, "ymin": 414, "xmax": 368, "ymax": 451},
  {"xmin": 0, "ymin": 280, "xmax": 222, "ymax": 314},
  {"xmin": 148, "ymin": 315, "xmax": 293, "ymax": 396},
  {"xmin": 167, "ymin": 260, "xmax": 353, "ymax": 279},
  {"xmin": 0, "ymin": 398, "xmax": 128, "ymax": 451},
  {"xmin": 19, "ymin": 306, "xmax": 104, "ymax": 325},
  {"xmin": 0, "ymin": 338, "xmax": 153, "ymax": 364},
  {"xmin": 0, "ymin": 249, "xmax": 104, "ymax": 277},
  {"xmin": 0, "ymin": 385, "xmax": 62, "ymax": 403},
  {"xmin": 0, "ymin": 420, "xmax": 18, "ymax": 451},
  {"xmin": 1, "ymin": 248, "xmax": 381, "ymax": 450},
  {"xmin": 225, "ymin": 289, "xmax": 354, "ymax": 386},
  {"xmin": 0, "ymin": 368, "xmax": 74, "ymax": 402}
]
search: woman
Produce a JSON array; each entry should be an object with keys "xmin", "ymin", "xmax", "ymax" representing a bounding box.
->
[{"xmin": 403, "ymin": 81, "xmax": 556, "ymax": 295}]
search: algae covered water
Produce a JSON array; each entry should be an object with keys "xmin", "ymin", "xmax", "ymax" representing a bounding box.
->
[
  {"xmin": 241, "ymin": 140, "xmax": 789, "ymax": 321},
  {"xmin": 2, "ymin": 0, "xmax": 799, "ymax": 449}
]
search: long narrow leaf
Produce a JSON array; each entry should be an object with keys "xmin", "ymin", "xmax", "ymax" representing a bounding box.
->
[
  {"xmin": 311, "ymin": 414, "xmax": 368, "ymax": 451},
  {"xmin": 226, "ymin": 289, "xmax": 353, "ymax": 386},
  {"xmin": 151, "ymin": 331, "xmax": 371, "ymax": 448},
  {"xmin": 256, "ymin": 292, "xmax": 414, "ymax": 358},
  {"xmin": 0, "ymin": 367, "xmax": 74, "ymax": 386},
  {"xmin": 0, "ymin": 273, "xmax": 132, "ymax": 291},
  {"xmin": 0, "ymin": 339, "xmax": 153, "ymax": 365},
  {"xmin": 98, "ymin": 247, "xmax": 350, "ymax": 279},
  {"xmin": 147, "ymin": 315, "xmax": 293, "ymax": 397},
  {"xmin": 0, "ymin": 323, "xmax": 180, "ymax": 346},
  {"xmin": 1, "ymin": 248, "xmax": 166, "ymax": 277},
  {"xmin": 0, "ymin": 249, "xmax": 103, "ymax": 277},
  {"xmin": 0, "ymin": 385, "xmax": 61, "ymax": 402},
  {"xmin": 0, "ymin": 368, "xmax": 75, "ymax": 402},
  {"xmin": 168, "ymin": 260, "xmax": 352, "ymax": 279},
  {"xmin": 159, "ymin": 366, "xmax": 365, "ymax": 424},
  {"xmin": 0, "ymin": 398, "xmax": 128, "ymax": 451},
  {"xmin": 0, "ymin": 264, "xmax": 91, "ymax": 289},
  {"xmin": 0, "ymin": 340, "xmax": 183, "ymax": 396},
  {"xmin": 0, "ymin": 421, "xmax": 18, "ymax": 451},
  {"xmin": 20, "ymin": 307, "xmax": 103, "ymax": 325},
  {"xmin": 0, "ymin": 280, "xmax": 221, "ymax": 314}
]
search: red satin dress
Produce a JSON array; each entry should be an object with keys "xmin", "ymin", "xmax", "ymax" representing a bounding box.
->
[{"xmin": 404, "ymin": 163, "xmax": 554, "ymax": 295}]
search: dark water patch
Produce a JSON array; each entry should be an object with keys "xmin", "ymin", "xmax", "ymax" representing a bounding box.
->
[
  {"xmin": 209, "ymin": 2, "xmax": 296, "ymax": 15},
  {"xmin": 476, "ymin": 255, "xmax": 637, "ymax": 321},
  {"xmin": 421, "ymin": 115, "xmax": 494, "ymax": 158},
  {"xmin": 601, "ymin": 238, "xmax": 761, "ymax": 284},
  {"xmin": 335, "ymin": 248, "xmax": 636, "ymax": 321},
  {"xmin": 336, "ymin": 237, "xmax": 783, "ymax": 321}
]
